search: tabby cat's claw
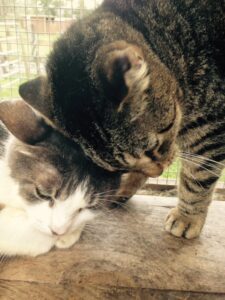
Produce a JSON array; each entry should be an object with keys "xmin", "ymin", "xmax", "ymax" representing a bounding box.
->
[{"xmin": 165, "ymin": 207, "xmax": 205, "ymax": 239}]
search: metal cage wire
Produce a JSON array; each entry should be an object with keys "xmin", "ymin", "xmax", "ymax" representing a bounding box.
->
[
  {"xmin": 0, "ymin": 0, "xmax": 224, "ymax": 187},
  {"xmin": 0, "ymin": 0, "xmax": 103, "ymax": 100}
]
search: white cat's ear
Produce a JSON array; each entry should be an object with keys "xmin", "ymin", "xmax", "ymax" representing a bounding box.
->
[
  {"xmin": 0, "ymin": 100, "xmax": 51, "ymax": 144},
  {"xmin": 19, "ymin": 76, "xmax": 54, "ymax": 120},
  {"xmin": 98, "ymin": 43, "xmax": 149, "ymax": 107}
]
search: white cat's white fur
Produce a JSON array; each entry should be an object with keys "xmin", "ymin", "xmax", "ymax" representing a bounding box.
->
[{"xmin": 0, "ymin": 136, "xmax": 96, "ymax": 257}]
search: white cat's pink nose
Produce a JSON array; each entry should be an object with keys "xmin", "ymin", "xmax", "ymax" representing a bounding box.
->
[{"xmin": 50, "ymin": 226, "xmax": 68, "ymax": 236}]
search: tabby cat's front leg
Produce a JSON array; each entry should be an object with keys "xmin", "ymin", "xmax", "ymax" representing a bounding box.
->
[
  {"xmin": 165, "ymin": 159, "xmax": 221, "ymax": 239},
  {"xmin": 116, "ymin": 172, "xmax": 148, "ymax": 205}
]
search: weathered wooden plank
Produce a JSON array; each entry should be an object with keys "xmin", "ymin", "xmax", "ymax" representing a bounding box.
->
[
  {"xmin": 0, "ymin": 196, "xmax": 225, "ymax": 298},
  {"xmin": 0, "ymin": 281, "xmax": 225, "ymax": 300}
]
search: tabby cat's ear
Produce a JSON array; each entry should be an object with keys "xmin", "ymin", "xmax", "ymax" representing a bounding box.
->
[
  {"xmin": 0, "ymin": 100, "xmax": 51, "ymax": 144},
  {"xmin": 99, "ymin": 44, "xmax": 149, "ymax": 107},
  {"xmin": 19, "ymin": 76, "xmax": 53, "ymax": 120}
]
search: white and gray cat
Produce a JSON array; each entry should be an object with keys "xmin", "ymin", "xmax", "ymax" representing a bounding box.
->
[{"xmin": 0, "ymin": 100, "xmax": 121, "ymax": 257}]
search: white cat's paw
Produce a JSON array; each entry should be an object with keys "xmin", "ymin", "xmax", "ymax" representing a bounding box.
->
[
  {"xmin": 165, "ymin": 207, "xmax": 205, "ymax": 239},
  {"xmin": 55, "ymin": 230, "xmax": 82, "ymax": 249}
]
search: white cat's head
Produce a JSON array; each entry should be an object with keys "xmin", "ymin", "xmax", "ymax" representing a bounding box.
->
[{"xmin": 0, "ymin": 100, "xmax": 121, "ymax": 236}]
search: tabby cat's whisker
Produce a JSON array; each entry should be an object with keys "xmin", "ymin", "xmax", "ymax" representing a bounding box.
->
[
  {"xmin": 179, "ymin": 154, "xmax": 223, "ymax": 172},
  {"xmin": 179, "ymin": 156, "xmax": 221, "ymax": 178},
  {"xmin": 179, "ymin": 158, "xmax": 206, "ymax": 190},
  {"xmin": 94, "ymin": 199, "xmax": 141, "ymax": 224},
  {"xmin": 180, "ymin": 153, "xmax": 213, "ymax": 164},
  {"xmin": 181, "ymin": 152, "xmax": 225, "ymax": 168}
]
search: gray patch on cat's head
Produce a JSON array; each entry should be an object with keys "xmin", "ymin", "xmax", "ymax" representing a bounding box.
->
[
  {"xmin": 9, "ymin": 137, "xmax": 121, "ymax": 209},
  {"xmin": 0, "ymin": 100, "xmax": 121, "ymax": 209}
]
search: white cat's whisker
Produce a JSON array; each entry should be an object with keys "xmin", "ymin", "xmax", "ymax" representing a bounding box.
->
[{"xmin": 93, "ymin": 189, "xmax": 119, "ymax": 197}]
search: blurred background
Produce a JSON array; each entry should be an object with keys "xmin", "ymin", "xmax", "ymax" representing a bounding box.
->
[
  {"xmin": 0, "ymin": 0, "xmax": 224, "ymax": 191},
  {"xmin": 0, "ymin": 0, "xmax": 103, "ymax": 101}
]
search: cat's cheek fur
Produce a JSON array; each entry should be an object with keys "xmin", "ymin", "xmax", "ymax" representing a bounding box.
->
[
  {"xmin": 0, "ymin": 154, "xmax": 26, "ymax": 210},
  {"xmin": 25, "ymin": 202, "xmax": 53, "ymax": 235},
  {"xmin": 0, "ymin": 207, "xmax": 56, "ymax": 257}
]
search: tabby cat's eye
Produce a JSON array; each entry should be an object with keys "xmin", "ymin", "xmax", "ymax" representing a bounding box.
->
[
  {"xmin": 158, "ymin": 121, "xmax": 174, "ymax": 134},
  {"xmin": 35, "ymin": 187, "xmax": 53, "ymax": 201},
  {"xmin": 159, "ymin": 105, "xmax": 176, "ymax": 134}
]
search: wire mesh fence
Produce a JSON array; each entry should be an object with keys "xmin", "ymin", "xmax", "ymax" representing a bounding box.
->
[
  {"xmin": 0, "ymin": 0, "xmax": 224, "ymax": 188},
  {"xmin": 0, "ymin": 0, "xmax": 103, "ymax": 100}
]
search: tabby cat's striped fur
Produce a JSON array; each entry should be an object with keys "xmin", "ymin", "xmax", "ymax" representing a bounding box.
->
[{"xmin": 19, "ymin": 0, "xmax": 225, "ymax": 239}]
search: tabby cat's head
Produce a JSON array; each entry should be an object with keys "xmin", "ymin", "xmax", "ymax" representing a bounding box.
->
[
  {"xmin": 19, "ymin": 12, "xmax": 182, "ymax": 177},
  {"xmin": 0, "ymin": 100, "xmax": 121, "ymax": 236}
]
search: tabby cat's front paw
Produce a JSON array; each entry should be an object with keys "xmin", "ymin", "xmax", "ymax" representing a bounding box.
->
[
  {"xmin": 165, "ymin": 207, "xmax": 206, "ymax": 239},
  {"xmin": 55, "ymin": 229, "xmax": 82, "ymax": 249}
]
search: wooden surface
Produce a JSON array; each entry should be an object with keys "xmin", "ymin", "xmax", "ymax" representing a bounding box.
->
[{"xmin": 0, "ymin": 196, "xmax": 225, "ymax": 300}]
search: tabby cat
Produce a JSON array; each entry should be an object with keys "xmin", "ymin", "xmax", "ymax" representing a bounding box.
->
[
  {"xmin": 0, "ymin": 100, "xmax": 120, "ymax": 256},
  {"xmin": 18, "ymin": 0, "xmax": 225, "ymax": 239}
]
